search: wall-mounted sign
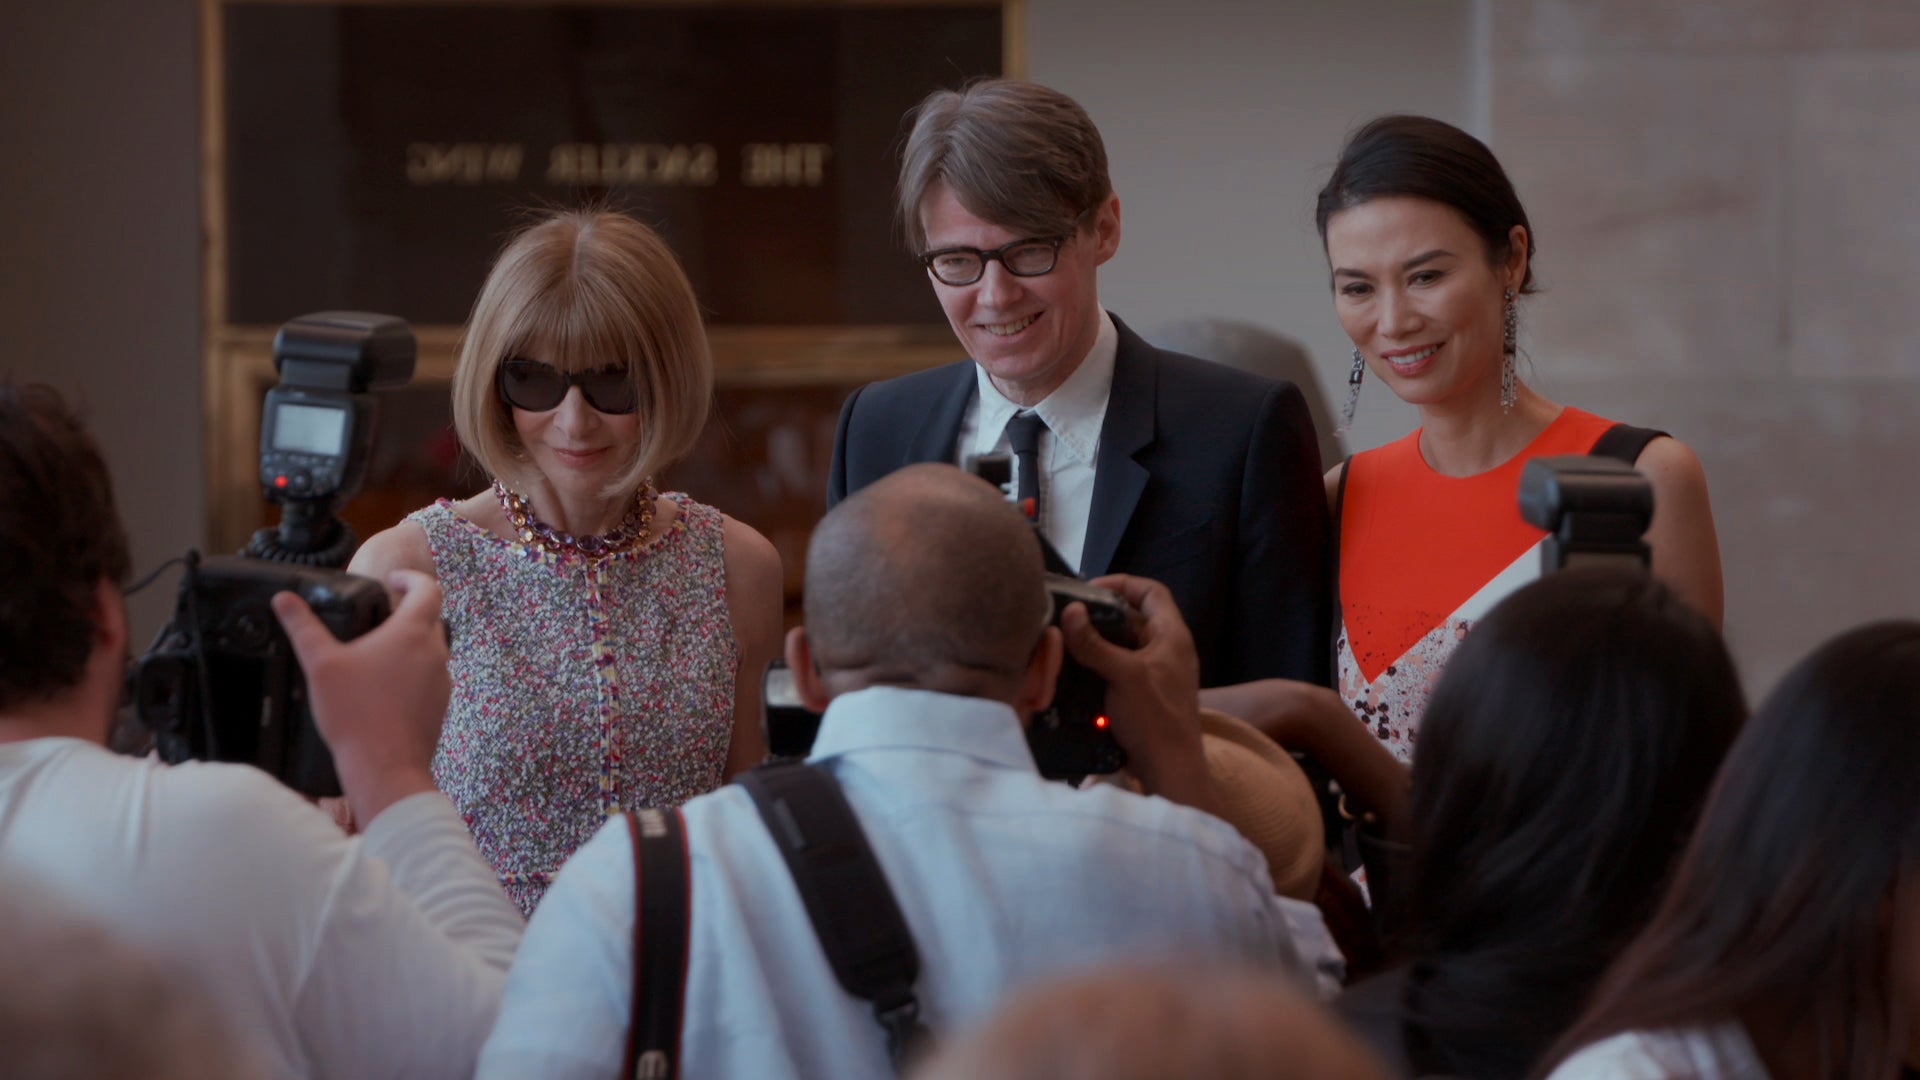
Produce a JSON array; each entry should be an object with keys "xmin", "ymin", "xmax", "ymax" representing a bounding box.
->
[{"xmin": 203, "ymin": 0, "xmax": 1018, "ymax": 556}]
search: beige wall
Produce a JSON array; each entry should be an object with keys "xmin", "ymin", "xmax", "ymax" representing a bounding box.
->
[
  {"xmin": 0, "ymin": 0, "xmax": 203, "ymax": 642},
  {"xmin": 1032, "ymin": 0, "xmax": 1486, "ymax": 453},
  {"xmin": 2, "ymin": 0, "xmax": 1913, "ymax": 693},
  {"xmin": 1486, "ymin": 0, "xmax": 1920, "ymax": 692}
]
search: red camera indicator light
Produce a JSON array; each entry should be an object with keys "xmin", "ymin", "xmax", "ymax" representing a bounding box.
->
[
  {"xmin": 1095, "ymin": 715, "xmax": 1109, "ymax": 729},
  {"xmin": 274, "ymin": 475, "xmax": 289, "ymax": 489}
]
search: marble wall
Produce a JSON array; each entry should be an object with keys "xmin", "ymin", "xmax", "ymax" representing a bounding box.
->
[{"xmin": 1488, "ymin": 0, "xmax": 1920, "ymax": 693}]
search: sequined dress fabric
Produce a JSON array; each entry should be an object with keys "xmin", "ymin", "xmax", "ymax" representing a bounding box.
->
[{"xmin": 412, "ymin": 494, "xmax": 738, "ymax": 914}]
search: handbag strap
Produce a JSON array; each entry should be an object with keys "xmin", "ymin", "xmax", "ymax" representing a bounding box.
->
[
  {"xmin": 622, "ymin": 807, "xmax": 691, "ymax": 1080},
  {"xmin": 738, "ymin": 761, "xmax": 929, "ymax": 1073}
]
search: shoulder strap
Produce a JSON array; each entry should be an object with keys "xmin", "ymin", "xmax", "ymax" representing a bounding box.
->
[
  {"xmin": 623, "ymin": 808, "xmax": 691, "ymax": 1080},
  {"xmin": 1589, "ymin": 422, "xmax": 1667, "ymax": 466},
  {"xmin": 738, "ymin": 762, "xmax": 929, "ymax": 1073}
]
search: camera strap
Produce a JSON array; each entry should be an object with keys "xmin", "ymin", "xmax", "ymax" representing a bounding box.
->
[
  {"xmin": 738, "ymin": 761, "xmax": 930, "ymax": 1074},
  {"xmin": 622, "ymin": 807, "xmax": 691, "ymax": 1080}
]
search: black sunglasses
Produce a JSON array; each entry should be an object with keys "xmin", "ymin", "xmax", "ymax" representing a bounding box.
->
[{"xmin": 496, "ymin": 358, "xmax": 639, "ymax": 415}]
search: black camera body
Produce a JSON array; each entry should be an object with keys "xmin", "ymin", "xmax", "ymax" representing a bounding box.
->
[
  {"xmin": 964, "ymin": 450, "xmax": 1137, "ymax": 779},
  {"xmin": 1026, "ymin": 576, "xmax": 1135, "ymax": 779},
  {"xmin": 128, "ymin": 312, "xmax": 414, "ymax": 795},
  {"xmin": 1518, "ymin": 455, "xmax": 1655, "ymax": 573},
  {"xmin": 130, "ymin": 558, "xmax": 391, "ymax": 796}
]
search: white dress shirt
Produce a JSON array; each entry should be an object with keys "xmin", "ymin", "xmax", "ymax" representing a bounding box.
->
[
  {"xmin": 0, "ymin": 737, "xmax": 525, "ymax": 1080},
  {"xmin": 956, "ymin": 309, "xmax": 1119, "ymax": 572},
  {"xmin": 478, "ymin": 684, "xmax": 1341, "ymax": 1080},
  {"xmin": 1545, "ymin": 1022, "xmax": 1770, "ymax": 1079}
]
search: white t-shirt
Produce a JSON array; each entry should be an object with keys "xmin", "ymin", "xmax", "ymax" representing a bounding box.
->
[
  {"xmin": 0, "ymin": 737, "xmax": 525, "ymax": 1080},
  {"xmin": 1546, "ymin": 1022, "xmax": 1770, "ymax": 1080}
]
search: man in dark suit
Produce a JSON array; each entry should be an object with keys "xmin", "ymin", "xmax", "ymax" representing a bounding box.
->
[{"xmin": 828, "ymin": 79, "xmax": 1330, "ymax": 688}]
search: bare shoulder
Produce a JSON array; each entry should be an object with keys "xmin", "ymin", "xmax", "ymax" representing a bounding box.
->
[
  {"xmin": 719, "ymin": 514, "xmax": 783, "ymax": 593},
  {"xmin": 1633, "ymin": 435, "xmax": 1714, "ymax": 509},
  {"xmin": 1631, "ymin": 434, "xmax": 1724, "ymax": 627},
  {"xmin": 347, "ymin": 518, "xmax": 435, "ymax": 579}
]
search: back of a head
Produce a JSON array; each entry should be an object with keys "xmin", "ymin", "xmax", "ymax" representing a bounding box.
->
[
  {"xmin": 896, "ymin": 78, "xmax": 1112, "ymax": 252},
  {"xmin": 912, "ymin": 963, "xmax": 1392, "ymax": 1080},
  {"xmin": 1398, "ymin": 567, "xmax": 1745, "ymax": 1078},
  {"xmin": 804, "ymin": 464, "xmax": 1050, "ymax": 692},
  {"xmin": 0, "ymin": 883, "xmax": 261, "ymax": 1080},
  {"xmin": 1148, "ymin": 318, "xmax": 1344, "ymax": 466},
  {"xmin": 1544, "ymin": 619, "xmax": 1920, "ymax": 1079},
  {"xmin": 0, "ymin": 383, "xmax": 131, "ymax": 713}
]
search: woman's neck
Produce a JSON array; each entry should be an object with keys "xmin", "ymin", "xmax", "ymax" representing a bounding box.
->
[
  {"xmin": 1415, "ymin": 380, "xmax": 1562, "ymax": 477},
  {"xmin": 518, "ymin": 480, "xmax": 635, "ymax": 537}
]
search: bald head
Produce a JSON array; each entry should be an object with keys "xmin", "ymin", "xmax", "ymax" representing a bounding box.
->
[{"xmin": 805, "ymin": 464, "xmax": 1051, "ymax": 693}]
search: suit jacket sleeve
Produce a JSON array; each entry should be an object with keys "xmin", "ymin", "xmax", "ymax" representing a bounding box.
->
[
  {"xmin": 1232, "ymin": 381, "xmax": 1333, "ymax": 687},
  {"xmin": 826, "ymin": 384, "xmax": 863, "ymax": 509}
]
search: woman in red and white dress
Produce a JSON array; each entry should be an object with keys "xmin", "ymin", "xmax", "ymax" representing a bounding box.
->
[{"xmin": 1205, "ymin": 115, "xmax": 1723, "ymax": 819}]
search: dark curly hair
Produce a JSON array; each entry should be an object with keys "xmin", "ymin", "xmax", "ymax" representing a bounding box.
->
[{"xmin": 0, "ymin": 383, "xmax": 131, "ymax": 710}]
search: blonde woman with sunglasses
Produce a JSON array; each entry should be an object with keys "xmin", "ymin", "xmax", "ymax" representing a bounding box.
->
[{"xmin": 351, "ymin": 209, "xmax": 782, "ymax": 915}]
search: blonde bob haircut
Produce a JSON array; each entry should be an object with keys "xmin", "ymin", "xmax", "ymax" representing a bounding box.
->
[{"xmin": 452, "ymin": 209, "xmax": 712, "ymax": 498}]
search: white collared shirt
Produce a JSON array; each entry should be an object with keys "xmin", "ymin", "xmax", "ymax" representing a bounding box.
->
[
  {"xmin": 955, "ymin": 310, "xmax": 1119, "ymax": 572},
  {"xmin": 477, "ymin": 685, "xmax": 1341, "ymax": 1080}
]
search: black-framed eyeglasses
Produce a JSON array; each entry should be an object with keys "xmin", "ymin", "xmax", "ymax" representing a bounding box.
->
[
  {"xmin": 496, "ymin": 358, "xmax": 639, "ymax": 415},
  {"xmin": 919, "ymin": 235, "xmax": 1067, "ymax": 287}
]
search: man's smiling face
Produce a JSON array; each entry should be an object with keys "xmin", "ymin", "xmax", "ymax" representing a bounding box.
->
[{"xmin": 919, "ymin": 181, "xmax": 1120, "ymax": 407}]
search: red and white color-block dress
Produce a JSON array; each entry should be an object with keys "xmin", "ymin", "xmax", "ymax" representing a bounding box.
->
[{"xmin": 1333, "ymin": 407, "xmax": 1625, "ymax": 762}]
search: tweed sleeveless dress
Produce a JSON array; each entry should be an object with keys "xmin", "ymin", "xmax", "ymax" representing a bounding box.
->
[{"xmin": 411, "ymin": 493, "xmax": 738, "ymax": 914}]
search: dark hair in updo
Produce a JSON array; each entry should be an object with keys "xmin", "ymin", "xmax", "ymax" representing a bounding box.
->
[{"xmin": 1316, "ymin": 114, "xmax": 1537, "ymax": 293}]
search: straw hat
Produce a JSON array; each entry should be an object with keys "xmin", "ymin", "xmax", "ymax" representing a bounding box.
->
[{"xmin": 1193, "ymin": 708, "xmax": 1324, "ymax": 901}]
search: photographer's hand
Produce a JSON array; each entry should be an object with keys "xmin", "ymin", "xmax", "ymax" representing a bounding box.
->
[
  {"xmin": 1061, "ymin": 574, "xmax": 1221, "ymax": 819},
  {"xmin": 272, "ymin": 569, "xmax": 451, "ymax": 827}
]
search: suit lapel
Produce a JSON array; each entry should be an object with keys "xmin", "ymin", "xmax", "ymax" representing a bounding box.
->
[
  {"xmin": 907, "ymin": 362, "xmax": 978, "ymax": 466},
  {"xmin": 1080, "ymin": 318, "xmax": 1156, "ymax": 577}
]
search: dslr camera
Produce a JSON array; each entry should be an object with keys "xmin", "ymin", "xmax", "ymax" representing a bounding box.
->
[
  {"xmin": 762, "ymin": 455, "xmax": 1139, "ymax": 782},
  {"xmin": 969, "ymin": 451, "xmax": 1137, "ymax": 779},
  {"xmin": 127, "ymin": 313, "xmax": 414, "ymax": 796}
]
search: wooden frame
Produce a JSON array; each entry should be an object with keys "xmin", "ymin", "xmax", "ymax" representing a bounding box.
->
[{"xmin": 200, "ymin": 0, "xmax": 1025, "ymax": 550}]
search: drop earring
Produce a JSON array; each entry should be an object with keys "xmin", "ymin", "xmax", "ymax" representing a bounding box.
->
[
  {"xmin": 1339, "ymin": 348, "xmax": 1365, "ymax": 433},
  {"xmin": 1500, "ymin": 289, "xmax": 1518, "ymax": 414}
]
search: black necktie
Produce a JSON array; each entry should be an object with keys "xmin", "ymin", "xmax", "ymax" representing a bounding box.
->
[{"xmin": 1005, "ymin": 410, "xmax": 1048, "ymax": 526}]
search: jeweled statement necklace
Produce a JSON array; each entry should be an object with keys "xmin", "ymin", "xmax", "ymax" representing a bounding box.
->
[{"xmin": 492, "ymin": 479, "xmax": 655, "ymax": 557}]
